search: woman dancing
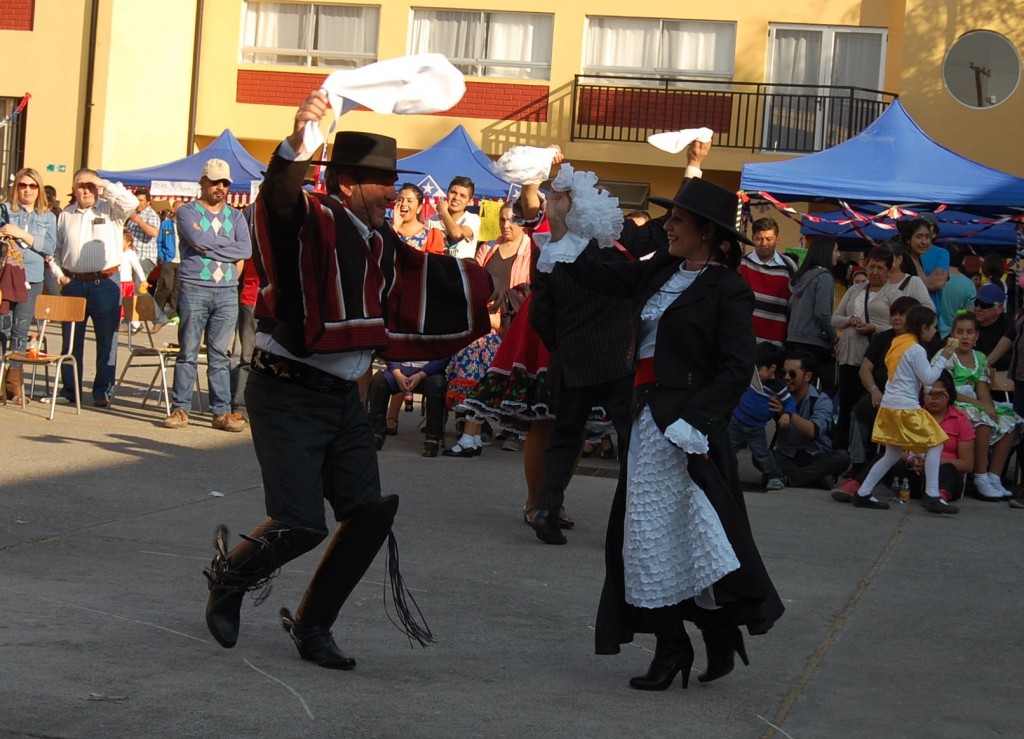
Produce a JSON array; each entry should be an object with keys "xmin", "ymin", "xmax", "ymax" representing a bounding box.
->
[{"xmin": 526, "ymin": 171, "xmax": 784, "ymax": 690}]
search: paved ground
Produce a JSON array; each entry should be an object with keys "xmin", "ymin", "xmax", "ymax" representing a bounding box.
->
[{"xmin": 2, "ymin": 328, "xmax": 1022, "ymax": 738}]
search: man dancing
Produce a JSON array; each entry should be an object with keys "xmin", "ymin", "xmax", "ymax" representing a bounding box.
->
[{"xmin": 202, "ymin": 89, "xmax": 494, "ymax": 668}]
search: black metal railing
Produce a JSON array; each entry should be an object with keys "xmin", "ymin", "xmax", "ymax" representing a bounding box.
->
[{"xmin": 571, "ymin": 75, "xmax": 897, "ymax": 153}]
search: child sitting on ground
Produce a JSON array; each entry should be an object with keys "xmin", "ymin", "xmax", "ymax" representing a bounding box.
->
[{"xmin": 728, "ymin": 343, "xmax": 796, "ymax": 491}]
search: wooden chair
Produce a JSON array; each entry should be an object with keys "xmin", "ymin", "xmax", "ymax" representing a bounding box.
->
[
  {"xmin": 0, "ymin": 294, "xmax": 86, "ymax": 419},
  {"xmin": 111, "ymin": 293, "xmax": 178, "ymax": 414}
]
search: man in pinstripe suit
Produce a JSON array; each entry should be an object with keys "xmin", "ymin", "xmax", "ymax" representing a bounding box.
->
[{"xmin": 528, "ymin": 240, "xmax": 636, "ymax": 544}]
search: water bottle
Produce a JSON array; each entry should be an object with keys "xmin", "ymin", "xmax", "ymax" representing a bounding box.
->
[
  {"xmin": 891, "ymin": 475, "xmax": 901, "ymax": 500},
  {"xmin": 899, "ymin": 478, "xmax": 911, "ymax": 504},
  {"xmin": 27, "ymin": 333, "xmax": 39, "ymax": 359},
  {"xmin": 404, "ymin": 392, "xmax": 414, "ymax": 412}
]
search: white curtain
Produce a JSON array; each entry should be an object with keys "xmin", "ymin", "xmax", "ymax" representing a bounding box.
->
[
  {"xmin": 661, "ymin": 20, "xmax": 735, "ymax": 77},
  {"xmin": 411, "ymin": 9, "xmax": 481, "ymax": 72},
  {"xmin": 831, "ymin": 32, "xmax": 883, "ymax": 89},
  {"xmin": 584, "ymin": 17, "xmax": 659, "ymax": 71},
  {"xmin": 770, "ymin": 29, "xmax": 822, "ymax": 87},
  {"xmin": 485, "ymin": 12, "xmax": 552, "ymax": 79},
  {"xmin": 242, "ymin": 1, "xmax": 308, "ymax": 65},
  {"xmin": 316, "ymin": 4, "xmax": 378, "ymax": 68}
]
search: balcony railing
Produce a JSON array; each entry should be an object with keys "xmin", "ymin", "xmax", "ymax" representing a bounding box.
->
[{"xmin": 571, "ymin": 75, "xmax": 898, "ymax": 154}]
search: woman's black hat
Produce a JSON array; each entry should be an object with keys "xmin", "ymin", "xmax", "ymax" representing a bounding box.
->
[{"xmin": 648, "ymin": 177, "xmax": 752, "ymax": 245}]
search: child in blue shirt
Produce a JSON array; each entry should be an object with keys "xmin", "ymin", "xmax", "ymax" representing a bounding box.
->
[{"xmin": 729, "ymin": 343, "xmax": 797, "ymax": 491}]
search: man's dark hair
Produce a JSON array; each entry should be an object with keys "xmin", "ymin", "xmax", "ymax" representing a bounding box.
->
[
  {"xmin": 784, "ymin": 350, "xmax": 816, "ymax": 376},
  {"xmin": 626, "ymin": 209, "xmax": 651, "ymax": 221},
  {"xmin": 941, "ymin": 242, "xmax": 965, "ymax": 270},
  {"xmin": 447, "ymin": 176, "xmax": 475, "ymax": 197},
  {"xmin": 889, "ymin": 295, "xmax": 921, "ymax": 317},
  {"xmin": 135, "ymin": 187, "xmax": 150, "ymax": 200},
  {"xmin": 755, "ymin": 342, "xmax": 781, "ymax": 370},
  {"xmin": 751, "ymin": 217, "xmax": 779, "ymax": 235}
]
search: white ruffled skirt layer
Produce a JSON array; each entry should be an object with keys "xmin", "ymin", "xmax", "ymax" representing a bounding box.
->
[{"xmin": 623, "ymin": 406, "xmax": 740, "ymax": 609}]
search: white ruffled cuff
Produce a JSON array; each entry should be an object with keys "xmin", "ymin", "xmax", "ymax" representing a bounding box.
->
[
  {"xmin": 535, "ymin": 231, "xmax": 589, "ymax": 273},
  {"xmin": 664, "ymin": 418, "xmax": 709, "ymax": 454}
]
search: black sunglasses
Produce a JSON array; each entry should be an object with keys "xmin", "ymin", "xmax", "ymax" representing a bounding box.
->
[
  {"xmin": 782, "ymin": 369, "xmax": 802, "ymax": 379},
  {"xmin": 974, "ymin": 300, "xmax": 995, "ymax": 309}
]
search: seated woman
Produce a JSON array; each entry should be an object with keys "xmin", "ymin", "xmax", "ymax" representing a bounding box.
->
[
  {"xmin": 933, "ymin": 312, "xmax": 1020, "ymax": 500},
  {"xmin": 368, "ymin": 358, "xmax": 449, "ymax": 458},
  {"xmin": 532, "ymin": 170, "xmax": 784, "ymax": 690},
  {"xmin": 841, "ymin": 370, "xmax": 974, "ymax": 501},
  {"xmin": 392, "ymin": 183, "xmax": 446, "ymax": 254}
]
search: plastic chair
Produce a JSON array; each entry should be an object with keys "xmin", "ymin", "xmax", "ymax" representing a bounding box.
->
[
  {"xmin": 0, "ymin": 294, "xmax": 86, "ymax": 419},
  {"xmin": 111, "ymin": 293, "xmax": 178, "ymax": 414}
]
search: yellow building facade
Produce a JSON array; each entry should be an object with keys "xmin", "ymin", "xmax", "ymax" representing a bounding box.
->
[{"xmin": 3, "ymin": 0, "xmax": 1023, "ymax": 227}]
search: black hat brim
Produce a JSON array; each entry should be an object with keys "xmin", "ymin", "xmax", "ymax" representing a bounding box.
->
[
  {"xmin": 306, "ymin": 161, "xmax": 424, "ymax": 176},
  {"xmin": 648, "ymin": 195, "xmax": 753, "ymax": 246}
]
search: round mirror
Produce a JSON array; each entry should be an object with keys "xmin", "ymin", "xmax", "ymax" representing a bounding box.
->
[{"xmin": 942, "ymin": 30, "xmax": 1021, "ymax": 109}]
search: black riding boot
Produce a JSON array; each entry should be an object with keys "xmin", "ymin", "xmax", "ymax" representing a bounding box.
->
[
  {"xmin": 204, "ymin": 519, "xmax": 325, "ymax": 648},
  {"xmin": 697, "ymin": 619, "xmax": 749, "ymax": 683},
  {"xmin": 280, "ymin": 496, "xmax": 400, "ymax": 669},
  {"xmin": 629, "ymin": 604, "xmax": 695, "ymax": 691}
]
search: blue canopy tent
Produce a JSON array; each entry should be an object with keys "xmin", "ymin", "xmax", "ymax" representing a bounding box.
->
[
  {"xmin": 801, "ymin": 208, "xmax": 1022, "ymax": 253},
  {"xmin": 398, "ymin": 125, "xmax": 512, "ymax": 200},
  {"xmin": 741, "ymin": 101, "xmax": 1024, "ymax": 210},
  {"xmin": 98, "ymin": 129, "xmax": 266, "ymax": 202}
]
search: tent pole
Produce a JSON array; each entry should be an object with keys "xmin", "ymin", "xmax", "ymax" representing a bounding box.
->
[{"xmin": 186, "ymin": 0, "xmax": 204, "ymax": 155}]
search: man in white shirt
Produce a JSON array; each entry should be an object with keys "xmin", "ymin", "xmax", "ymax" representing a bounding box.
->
[
  {"xmin": 426, "ymin": 176, "xmax": 480, "ymax": 259},
  {"xmin": 51, "ymin": 168, "xmax": 138, "ymax": 406}
]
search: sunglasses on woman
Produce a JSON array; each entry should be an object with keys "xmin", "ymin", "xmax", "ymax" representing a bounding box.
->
[{"xmin": 17, "ymin": 182, "xmax": 39, "ymax": 190}]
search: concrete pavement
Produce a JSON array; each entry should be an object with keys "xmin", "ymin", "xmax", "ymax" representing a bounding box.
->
[{"xmin": 1, "ymin": 328, "xmax": 1022, "ymax": 737}]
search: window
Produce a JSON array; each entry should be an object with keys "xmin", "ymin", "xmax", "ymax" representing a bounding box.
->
[
  {"xmin": 410, "ymin": 10, "xmax": 553, "ymax": 80},
  {"xmin": 765, "ymin": 24, "xmax": 887, "ymax": 151},
  {"xmin": 0, "ymin": 96, "xmax": 27, "ymax": 190},
  {"xmin": 241, "ymin": 2, "xmax": 379, "ymax": 68},
  {"xmin": 583, "ymin": 17, "xmax": 736, "ymax": 81}
]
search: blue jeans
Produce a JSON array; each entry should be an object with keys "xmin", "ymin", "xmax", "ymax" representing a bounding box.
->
[
  {"xmin": 10, "ymin": 281, "xmax": 43, "ymax": 353},
  {"xmin": 171, "ymin": 282, "xmax": 238, "ymax": 416},
  {"xmin": 60, "ymin": 276, "xmax": 121, "ymax": 401},
  {"xmin": 728, "ymin": 416, "xmax": 784, "ymax": 481}
]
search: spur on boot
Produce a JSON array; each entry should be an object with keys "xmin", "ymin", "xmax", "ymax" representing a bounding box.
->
[
  {"xmin": 530, "ymin": 509, "xmax": 567, "ymax": 545},
  {"xmin": 698, "ymin": 624, "xmax": 749, "ymax": 683},
  {"xmin": 280, "ymin": 608, "xmax": 356, "ymax": 670},
  {"xmin": 629, "ymin": 636, "xmax": 694, "ymax": 691}
]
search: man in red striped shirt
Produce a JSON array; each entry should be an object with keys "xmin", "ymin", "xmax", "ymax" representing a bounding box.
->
[{"xmin": 739, "ymin": 217, "xmax": 797, "ymax": 345}]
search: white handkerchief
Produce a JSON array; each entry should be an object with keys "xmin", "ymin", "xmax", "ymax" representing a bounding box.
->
[
  {"xmin": 647, "ymin": 127, "xmax": 714, "ymax": 154},
  {"xmin": 302, "ymin": 53, "xmax": 466, "ymax": 153},
  {"xmin": 494, "ymin": 146, "xmax": 558, "ymax": 185}
]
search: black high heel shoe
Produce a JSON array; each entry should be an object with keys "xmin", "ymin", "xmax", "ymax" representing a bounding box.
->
[
  {"xmin": 629, "ymin": 635, "xmax": 695, "ymax": 690},
  {"xmin": 697, "ymin": 623, "xmax": 749, "ymax": 683},
  {"xmin": 385, "ymin": 416, "xmax": 399, "ymax": 436}
]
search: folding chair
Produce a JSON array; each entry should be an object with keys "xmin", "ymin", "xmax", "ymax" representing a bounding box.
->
[
  {"xmin": 0, "ymin": 294, "xmax": 86, "ymax": 420},
  {"xmin": 111, "ymin": 293, "xmax": 177, "ymax": 415}
]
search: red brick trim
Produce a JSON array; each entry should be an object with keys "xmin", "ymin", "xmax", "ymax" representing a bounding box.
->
[
  {"xmin": 0, "ymin": 0, "xmax": 35, "ymax": 31},
  {"xmin": 577, "ymin": 87, "xmax": 732, "ymax": 133},
  {"xmin": 236, "ymin": 70, "xmax": 548, "ymax": 122}
]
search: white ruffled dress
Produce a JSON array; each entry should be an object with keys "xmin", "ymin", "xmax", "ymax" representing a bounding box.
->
[{"xmin": 623, "ymin": 267, "xmax": 740, "ymax": 608}]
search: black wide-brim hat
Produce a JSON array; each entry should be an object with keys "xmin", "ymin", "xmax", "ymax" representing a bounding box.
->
[
  {"xmin": 309, "ymin": 131, "xmax": 423, "ymax": 176},
  {"xmin": 648, "ymin": 177, "xmax": 752, "ymax": 245}
]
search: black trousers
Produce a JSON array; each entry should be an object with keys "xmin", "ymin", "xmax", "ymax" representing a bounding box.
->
[
  {"xmin": 772, "ymin": 448, "xmax": 851, "ymax": 488},
  {"xmin": 246, "ymin": 369, "xmax": 381, "ymax": 531},
  {"xmin": 535, "ymin": 375, "xmax": 632, "ymax": 512},
  {"xmin": 835, "ymin": 364, "xmax": 866, "ymax": 450},
  {"xmin": 367, "ymin": 370, "xmax": 446, "ymax": 442}
]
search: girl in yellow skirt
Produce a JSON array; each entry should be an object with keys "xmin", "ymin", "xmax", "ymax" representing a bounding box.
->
[{"xmin": 854, "ymin": 305, "xmax": 961, "ymax": 514}]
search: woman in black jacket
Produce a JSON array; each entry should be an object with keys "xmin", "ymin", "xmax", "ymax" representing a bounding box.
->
[{"xmin": 548, "ymin": 176, "xmax": 784, "ymax": 691}]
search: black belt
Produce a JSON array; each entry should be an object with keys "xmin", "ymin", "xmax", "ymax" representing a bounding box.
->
[
  {"xmin": 250, "ymin": 348, "xmax": 359, "ymax": 395},
  {"xmin": 66, "ymin": 267, "xmax": 119, "ymax": 281}
]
